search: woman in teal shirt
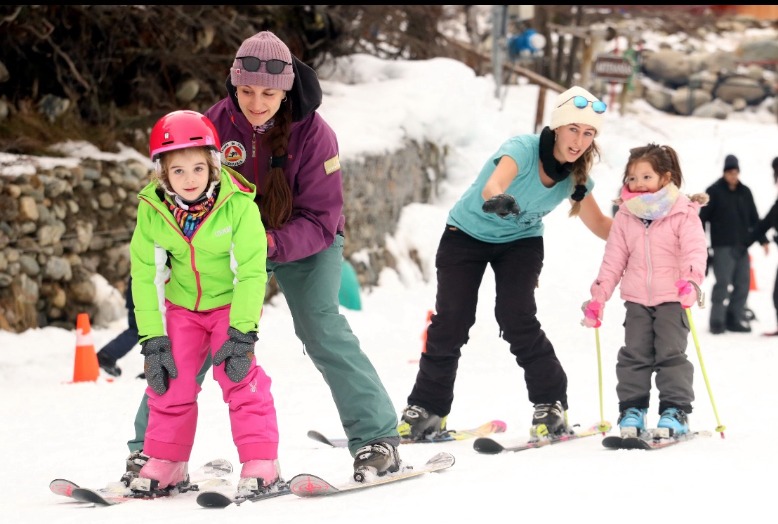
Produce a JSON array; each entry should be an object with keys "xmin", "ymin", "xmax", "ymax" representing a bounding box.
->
[{"xmin": 399, "ymin": 86, "xmax": 613, "ymax": 442}]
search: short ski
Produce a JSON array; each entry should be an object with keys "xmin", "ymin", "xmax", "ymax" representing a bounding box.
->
[
  {"xmin": 308, "ymin": 420, "xmax": 507, "ymax": 448},
  {"xmin": 196, "ymin": 480, "xmax": 291, "ymax": 508},
  {"xmin": 473, "ymin": 423, "xmax": 610, "ymax": 454},
  {"xmin": 289, "ymin": 451, "xmax": 454, "ymax": 497},
  {"xmin": 603, "ymin": 430, "xmax": 711, "ymax": 450},
  {"xmin": 69, "ymin": 479, "xmax": 231, "ymax": 506},
  {"xmin": 50, "ymin": 458, "xmax": 233, "ymax": 506},
  {"xmin": 49, "ymin": 479, "xmax": 80, "ymax": 499}
]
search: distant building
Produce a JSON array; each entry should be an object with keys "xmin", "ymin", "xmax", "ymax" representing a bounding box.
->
[
  {"xmin": 581, "ymin": 5, "xmax": 778, "ymax": 20},
  {"xmin": 712, "ymin": 5, "xmax": 778, "ymax": 20}
]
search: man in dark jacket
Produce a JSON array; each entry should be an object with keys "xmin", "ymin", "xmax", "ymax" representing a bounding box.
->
[{"xmin": 699, "ymin": 154, "xmax": 768, "ymax": 334}]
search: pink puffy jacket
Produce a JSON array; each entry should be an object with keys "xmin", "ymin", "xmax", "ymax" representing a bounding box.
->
[{"xmin": 590, "ymin": 192, "xmax": 708, "ymax": 307}]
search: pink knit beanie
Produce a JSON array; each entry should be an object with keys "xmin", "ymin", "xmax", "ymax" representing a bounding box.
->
[{"xmin": 230, "ymin": 31, "xmax": 294, "ymax": 90}]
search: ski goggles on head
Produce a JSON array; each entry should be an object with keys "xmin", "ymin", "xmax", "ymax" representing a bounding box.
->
[
  {"xmin": 558, "ymin": 95, "xmax": 607, "ymax": 114},
  {"xmin": 237, "ymin": 57, "xmax": 291, "ymax": 74}
]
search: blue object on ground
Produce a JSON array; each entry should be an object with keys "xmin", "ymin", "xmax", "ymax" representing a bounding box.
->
[{"xmin": 339, "ymin": 259, "xmax": 362, "ymax": 311}]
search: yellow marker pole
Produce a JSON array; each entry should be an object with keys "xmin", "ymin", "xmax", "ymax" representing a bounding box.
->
[
  {"xmin": 685, "ymin": 282, "xmax": 725, "ymax": 436},
  {"xmin": 594, "ymin": 328, "xmax": 612, "ymax": 434},
  {"xmin": 685, "ymin": 307, "xmax": 726, "ymax": 438}
]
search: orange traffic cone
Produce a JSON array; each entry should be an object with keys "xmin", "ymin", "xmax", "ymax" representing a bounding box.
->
[
  {"xmin": 72, "ymin": 313, "xmax": 99, "ymax": 382},
  {"xmin": 750, "ymin": 255, "xmax": 758, "ymax": 291}
]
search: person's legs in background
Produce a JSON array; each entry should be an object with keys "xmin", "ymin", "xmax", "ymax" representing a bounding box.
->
[
  {"xmin": 709, "ymin": 247, "xmax": 736, "ymax": 334},
  {"xmin": 766, "ymin": 262, "xmax": 778, "ymax": 336},
  {"xmin": 97, "ymin": 277, "xmax": 139, "ymax": 376},
  {"xmin": 725, "ymin": 249, "xmax": 752, "ymax": 332}
]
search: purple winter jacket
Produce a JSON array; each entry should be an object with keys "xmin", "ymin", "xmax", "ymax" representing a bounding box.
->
[{"xmin": 205, "ymin": 59, "xmax": 345, "ymax": 263}]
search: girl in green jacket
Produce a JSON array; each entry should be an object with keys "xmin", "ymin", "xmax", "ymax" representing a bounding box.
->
[{"xmin": 128, "ymin": 110, "xmax": 280, "ymax": 496}]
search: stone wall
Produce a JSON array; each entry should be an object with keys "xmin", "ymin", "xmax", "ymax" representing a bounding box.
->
[
  {"xmin": 0, "ymin": 141, "xmax": 445, "ymax": 332},
  {"xmin": 341, "ymin": 141, "xmax": 445, "ymax": 285}
]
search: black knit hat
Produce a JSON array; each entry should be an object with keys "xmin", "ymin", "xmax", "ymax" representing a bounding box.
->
[{"xmin": 723, "ymin": 154, "xmax": 739, "ymax": 172}]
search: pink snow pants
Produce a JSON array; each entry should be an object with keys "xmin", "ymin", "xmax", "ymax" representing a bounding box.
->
[{"xmin": 144, "ymin": 300, "xmax": 279, "ymax": 463}]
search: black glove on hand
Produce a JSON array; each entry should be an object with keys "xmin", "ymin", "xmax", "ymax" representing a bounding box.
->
[
  {"xmin": 482, "ymin": 194, "xmax": 520, "ymax": 218},
  {"xmin": 213, "ymin": 327, "xmax": 258, "ymax": 383},
  {"xmin": 140, "ymin": 336, "xmax": 177, "ymax": 395}
]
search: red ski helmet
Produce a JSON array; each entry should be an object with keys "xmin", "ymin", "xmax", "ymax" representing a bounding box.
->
[{"xmin": 149, "ymin": 110, "xmax": 220, "ymax": 161}]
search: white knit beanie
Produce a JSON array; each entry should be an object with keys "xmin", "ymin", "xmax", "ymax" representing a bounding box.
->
[
  {"xmin": 550, "ymin": 86, "xmax": 604, "ymax": 135},
  {"xmin": 230, "ymin": 31, "xmax": 294, "ymax": 90}
]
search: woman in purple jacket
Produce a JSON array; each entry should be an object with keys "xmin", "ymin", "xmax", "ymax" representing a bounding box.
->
[
  {"xmin": 581, "ymin": 144, "xmax": 708, "ymax": 439},
  {"xmin": 126, "ymin": 31, "xmax": 401, "ymax": 484}
]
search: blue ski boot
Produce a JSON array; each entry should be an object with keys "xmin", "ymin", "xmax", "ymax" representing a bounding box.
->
[
  {"xmin": 656, "ymin": 407, "xmax": 689, "ymax": 437},
  {"xmin": 618, "ymin": 407, "xmax": 647, "ymax": 438}
]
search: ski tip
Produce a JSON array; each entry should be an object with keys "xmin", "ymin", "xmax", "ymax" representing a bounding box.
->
[
  {"xmin": 196, "ymin": 491, "xmax": 234, "ymax": 508},
  {"xmin": 306, "ymin": 430, "xmax": 337, "ymax": 447},
  {"xmin": 473, "ymin": 437, "xmax": 504, "ymax": 454},
  {"xmin": 289, "ymin": 473, "xmax": 339, "ymax": 497},
  {"xmin": 492, "ymin": 420, "xmax": 508, "ymax": 432},
  {"xmin": 601, "ymin": 436, "xmax": 624, "ymax": 449},
  {"xmin": 50, "ymin": 478, "xmax": 79, "ymax": 496}
]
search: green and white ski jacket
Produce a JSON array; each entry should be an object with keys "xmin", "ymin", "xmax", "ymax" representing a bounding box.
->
[{"xmin": 130, "ymin": 165, "xmax": 267, "ymax": 341}]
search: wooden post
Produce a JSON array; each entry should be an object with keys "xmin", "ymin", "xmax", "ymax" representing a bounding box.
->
[
  {"xmin": 618, "ymin": 34, "xmax": 633, "ymax": 115},
  {"xmin": 554, "ymin": 35, "xmax": 565, "ymax": 83},
  {"xmin": 565, "ymin": 7, "xmax": 584, "ymax": 86},
  {"xmin": 586, "ymin": 26, "xmax": 608, "ymax": 91},
  {"xmin": 580, "ymin": 38, "xmax": 594, "ymax": 88},
  {"xmin": 535, "ymin": 86, "xmax": 548, "ymax": 133},
  {"xmin": 442, "ymin": 37, "xmax": 565, "ymax": 133}
]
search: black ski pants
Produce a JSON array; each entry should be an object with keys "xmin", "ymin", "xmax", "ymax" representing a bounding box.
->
[{"xmin": 407, "ymin": 226, "xmax": 568, "ymax": 416}]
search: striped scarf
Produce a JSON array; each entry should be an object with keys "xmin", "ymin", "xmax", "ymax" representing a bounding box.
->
[{"xmin": 166, "ymin": 192, "xmax": 216, "ymax": 239}]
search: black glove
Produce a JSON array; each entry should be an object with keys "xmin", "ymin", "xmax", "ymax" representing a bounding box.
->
[
  {"xmin": 482, "ymin": 194, "xmax": 520, "ymax": 218},
  {"xmin": 213, "ymin": 327, "xmax": 258, "ymax": 383},
  {"xmin": 140, "ymin": 336, "xmax": 177, "ymax": 395}
]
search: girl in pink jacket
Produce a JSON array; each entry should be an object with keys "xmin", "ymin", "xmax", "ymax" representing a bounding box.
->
[{"xmin": 581, "ymin": 143, "xmax": 708, "ymax": 439}]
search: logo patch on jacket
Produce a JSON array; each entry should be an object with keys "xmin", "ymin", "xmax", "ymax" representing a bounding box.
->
[
  {"xmin": 222, "ymin": 141, "xmax": 247, "ymax": 167},
  {"xmin": 324, "ymin": 155, "xmax": 341, "ymax": 175},
  {"xmin": 214, "ymin": 226, "xmax": 232, "ymax": 237}
]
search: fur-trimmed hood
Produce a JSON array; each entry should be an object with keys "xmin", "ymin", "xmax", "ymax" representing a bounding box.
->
[{"xmin": 688, "ymin": 192, "xmax": 710, "ymax": 206}]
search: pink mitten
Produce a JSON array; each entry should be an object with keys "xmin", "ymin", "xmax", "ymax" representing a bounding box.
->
[
  {"xmin": 581, "ymin": 300, "xmax": 603, "ymax": 328},
  {"xmin": 675, "ymin": 280, "xmax": 696, "ymax": 309}
]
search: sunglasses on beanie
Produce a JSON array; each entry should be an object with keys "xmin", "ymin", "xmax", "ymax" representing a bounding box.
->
[
  {"xmin": 557, "ymin": 95, "xmax": 607, "ymax": 114},
  {"xmin": 237, "ymin": 57, "xmax": 291, "ymax": 74}
]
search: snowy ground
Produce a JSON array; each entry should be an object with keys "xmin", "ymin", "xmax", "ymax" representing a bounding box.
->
[{"xmin": 2, "ymin": 50, "xmax": 778, "ymax": 524}]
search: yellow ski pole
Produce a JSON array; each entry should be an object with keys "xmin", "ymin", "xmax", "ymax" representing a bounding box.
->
[
  {"xmin": 594, "ymin": 327, "xmax": 612, "ymax": 434},
  {"xmin": 687, "ymin": 282, "xmax": 726, "ymax": 438}
]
